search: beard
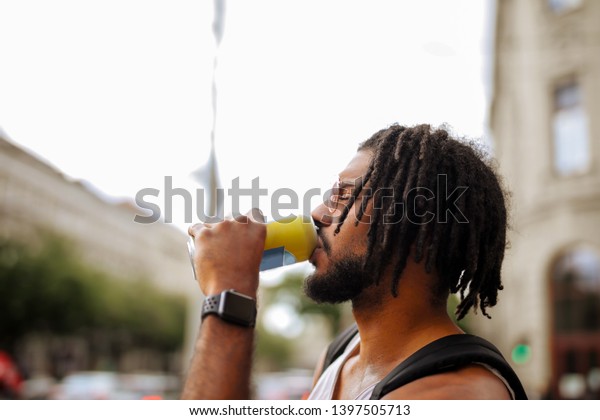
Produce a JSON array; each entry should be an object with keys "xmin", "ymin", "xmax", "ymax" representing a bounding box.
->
[{"xmin": 304, "ymin": 252, "xmax": 376, "ymax": 304}]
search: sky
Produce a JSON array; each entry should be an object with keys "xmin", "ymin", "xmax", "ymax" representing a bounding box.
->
[{"xmin": 0, "ymin": 0, "xmax": 494, "ymax": 230}]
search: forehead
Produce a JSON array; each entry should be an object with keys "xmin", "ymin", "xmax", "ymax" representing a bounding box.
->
[{"xmin": 338, "ymin": 150, "xmax": 372, "ymax": 182}]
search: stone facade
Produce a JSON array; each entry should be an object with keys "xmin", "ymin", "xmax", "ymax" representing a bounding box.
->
[
  {"xmin": 478, "ymin": 0, "xmax": 600, "ymax": 399},
  {"xmin": 0, "ymin": 134, "xmax": 195, "ymax": 296}
]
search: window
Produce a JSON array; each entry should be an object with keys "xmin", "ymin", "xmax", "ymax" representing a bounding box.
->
[
  {"xmin": 551, "ymin": 247, "xmax": 600, "ymax": 398},
  {"xmin": 552, "ymin": 247, "xmax": 600, "ymax": 332},
  {"xmin": 548, "ymin": 0, "xmax": 583, "ymax": 14},
  {"xmin": 552, "ymin": 81, "xmax": 591, "ymax": 176}
]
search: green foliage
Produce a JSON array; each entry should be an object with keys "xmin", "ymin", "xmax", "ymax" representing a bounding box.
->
[
  {"xmin": 447, "ymin": 293, "xmax": 470, "ymax": 333},
  {"xmin": 254, "ymin": 266, "xmax": 346, "ymax": 370},
  {"xmin": 0, "ymin": 236, "xmax": 185, "ymax": 352},
  {"xmin": 254, "ymin": 324, "xmax": 293, "ymax": 371},
  {"xmin": 265, "ymin": 268, "xmax": 345, "ymax": 335}
]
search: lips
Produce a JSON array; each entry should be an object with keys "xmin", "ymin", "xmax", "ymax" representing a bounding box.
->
[
  {"xmin": 309, "ymin": 236, "xmax": 325, "ymax": 265},
  {"xmin": 309, "ymin": 247, "xmax": 322, "ymax": 265},
  {"xmin": 311, "ymin": 240, "xmax": 323, "ymax": 255}
]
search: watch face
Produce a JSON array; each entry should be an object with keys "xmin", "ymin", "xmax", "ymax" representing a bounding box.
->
[{"xmin": 221, "ymin": 291, "xmax": 256, "ymax": 326}]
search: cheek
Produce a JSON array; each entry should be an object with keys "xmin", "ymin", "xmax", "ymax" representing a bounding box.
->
[{"xmin": 330, "ymin": 226, "xmax": 369, "ymax": 258}]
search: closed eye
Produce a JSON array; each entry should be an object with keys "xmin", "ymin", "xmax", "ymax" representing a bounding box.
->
[{"xmin": 337, "ymin": 190, "xmax": 351, "ymax": 201}]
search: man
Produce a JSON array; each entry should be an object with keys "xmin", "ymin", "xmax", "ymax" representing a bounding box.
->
[{"xmin": 182, "ymin": 124, "xmax": 525, "ymax": 400}]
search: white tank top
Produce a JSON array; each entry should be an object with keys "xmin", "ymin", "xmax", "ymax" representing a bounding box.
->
[{"xmin": 307, "ymin": 333, "xmax": 377, "ymax": 400}]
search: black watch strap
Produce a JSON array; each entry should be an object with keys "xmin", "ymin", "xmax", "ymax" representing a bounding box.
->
[{"xmin": 201, "ymin": 289, "xmax": 257, "ymax": 328}]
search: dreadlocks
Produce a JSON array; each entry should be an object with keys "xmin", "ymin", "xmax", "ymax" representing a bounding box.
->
[{"xmin": 334, "ymin": 124, "xmax": 508, "ymax": 320}]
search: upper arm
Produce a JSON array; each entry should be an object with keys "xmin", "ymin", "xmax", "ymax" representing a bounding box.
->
[{"xmin": 381, "ymin": 365, "xmax": 512, "ymax": 400}]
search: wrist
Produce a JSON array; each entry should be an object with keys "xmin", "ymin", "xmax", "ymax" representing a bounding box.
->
[
  {"xmin": 201, "ymin": 289, "xmax": 257, "ymax": 328},
  {"xmin": 203, "ymin": 276, "xmax": 258, "ymax": 299}
]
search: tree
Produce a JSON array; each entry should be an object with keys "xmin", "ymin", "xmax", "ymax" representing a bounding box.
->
[{"xmin": 0, "ymin": 235, "xmax": 185, "ymax": 360}]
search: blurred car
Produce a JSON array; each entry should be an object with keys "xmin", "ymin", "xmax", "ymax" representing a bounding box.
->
[
  {"xmin": 119, "ymin": 372, "xmax": 180, "ymax": 400},
  {"xmin": 21, "ymin": 375, "xmax": 57, "ymax": 399},
  {"xmin": 50, "ymin": 371, "xmax": 180, "ymax": 400},
  {"xmin": 254, "ymin": 369, "xmax": 313, "ymax": 400},
  {"xmin": 51, "ymin": 371, "xmax": 129, "ymax": 400}
]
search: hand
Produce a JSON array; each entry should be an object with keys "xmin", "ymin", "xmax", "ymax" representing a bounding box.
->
[{"xmin": 187, "ymin": 209, "xmax": 266, "ymax": 298}]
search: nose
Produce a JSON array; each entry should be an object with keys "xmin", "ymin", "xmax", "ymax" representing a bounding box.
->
[{"xmin": 311, "ymin": 202, "xmax": 334, "ymax": 229}]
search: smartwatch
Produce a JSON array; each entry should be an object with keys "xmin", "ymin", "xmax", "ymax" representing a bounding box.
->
[{"xmin": 201, "ymin": 289, "xmax": 257, "ymax": 328}]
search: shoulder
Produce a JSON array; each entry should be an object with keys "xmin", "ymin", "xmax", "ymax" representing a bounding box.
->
[{"xmin": 381, "ymin": 364, "xmax": 512, "ymax": 400}]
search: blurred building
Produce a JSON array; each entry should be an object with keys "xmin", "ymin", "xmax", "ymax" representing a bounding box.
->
[
  {"xmin": 0, "ymin": 135, "xmax": 195, "ymax": 296},
  {"xmin": 477, "ymin": 0, "xmax": 600, "ymax": 399},
  {"xmin": 0, "ymin": 132, "xmax": 198, "ymax": 376}
]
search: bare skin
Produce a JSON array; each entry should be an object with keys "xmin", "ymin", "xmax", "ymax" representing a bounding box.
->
[
  {"xmin": 309, "ymin": 150, "xmax": 510, "ymax": 399},
  {"xmin": 181, "ymin": 212, "xmax": 265, "ymax": 400},
  {"xmin": 181, "ymin": 151, "xmax": 510, "ymax": 400}
]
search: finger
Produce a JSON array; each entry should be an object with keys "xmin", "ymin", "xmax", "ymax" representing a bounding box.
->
[
  {"xmin": 230, "ymin": 213, "xmax": 246, "ymax": 224},
  {"xmin": 187, "ymin": 224, "xmax": 196, "ymax": 237},
  {"xmin": 188, "ymin": 222, "xmax": 213, "ymax": 237}
]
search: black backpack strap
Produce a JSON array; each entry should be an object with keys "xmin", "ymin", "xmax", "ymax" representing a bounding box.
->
[
  {"xmin": 370, "ymin": 334, "xmax": 528, "ymax": 400},
  {"xmin": 320, "ymin": 323, "xmax": 359, "ymax": 376}
]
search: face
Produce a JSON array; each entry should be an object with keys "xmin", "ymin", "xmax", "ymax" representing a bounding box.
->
[{"xmin": 304, "ymin": 150, "xmax": 376, "ymax": 304}]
